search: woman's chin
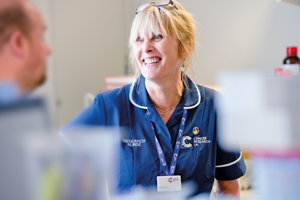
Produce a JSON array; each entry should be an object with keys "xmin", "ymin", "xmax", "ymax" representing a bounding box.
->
[
  {"xmin": 143, "ymin": 75, "xmax": 157, "ymax": 81},
  {"xmin": 141, "ymin": 70, "xmax": 159, "ymax": 80},
  {"xmin": 142, "ymin": 71, "xmax": 162, "ymax": 80}
]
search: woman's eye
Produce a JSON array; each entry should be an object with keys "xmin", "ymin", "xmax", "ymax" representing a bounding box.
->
[
  {"xmin": 154, "ymin": 35, "xmax": 163, "ymax": 40},
  {"xmin": 136, "ymin": 36, "xmax": 143, "ymax": 42}
]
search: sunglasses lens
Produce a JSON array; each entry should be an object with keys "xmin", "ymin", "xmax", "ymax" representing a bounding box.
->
[
  {"xmin": 136, "ymin": 3, "xmax": 151, "ymax": 13},
  {"xmin": 155, "ymin": 0, "xmax": 170, "ymax": 5}
]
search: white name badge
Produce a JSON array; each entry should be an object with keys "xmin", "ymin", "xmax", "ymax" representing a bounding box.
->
[{"xmin": 157, "ymin": 175, "xmax": 182, "ymax": 192}]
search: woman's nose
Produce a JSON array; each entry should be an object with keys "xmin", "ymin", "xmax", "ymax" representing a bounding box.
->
[{"xmin": 142, "ymin": 40, "xmax": 154, "ymax": 53}]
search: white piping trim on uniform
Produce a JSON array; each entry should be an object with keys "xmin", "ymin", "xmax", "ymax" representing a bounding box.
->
[
  {"xmin": 129, "ymin": 77, "xmax": 201, "ymax": 110},
  {"xmin": 215, "ymin": 152, "xmax": 242, "ymax": 168},
  {"xmin": 183, "ymin": 80, "xmax": 201, "ymax": 110},
  {"xmin": 129, "ymin": 78, "xmax": 148, "ymax": 109}
]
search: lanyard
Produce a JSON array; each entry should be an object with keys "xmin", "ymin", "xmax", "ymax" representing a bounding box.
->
[{"xmin": 147, "ymin": 109, "xmax": 188, "ymax": 176}]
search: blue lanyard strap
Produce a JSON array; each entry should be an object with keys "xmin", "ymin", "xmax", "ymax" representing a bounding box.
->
[{"xmin": 147, "ymin": 109, "xmax": 188, "ymax": 176}]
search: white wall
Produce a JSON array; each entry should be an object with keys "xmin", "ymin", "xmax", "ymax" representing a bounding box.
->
[
  {"xmin": 51, "ymin": 0, "xmax": 127, "ymax": 127},
  {"xmin": 29, "ymin": 0, "xmax": 56, "ymax": 124}
]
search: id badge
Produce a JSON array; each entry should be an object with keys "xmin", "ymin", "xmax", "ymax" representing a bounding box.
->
[{"xmin": 157, "ymin": 175, "xmax": 181, "ymax": 192}]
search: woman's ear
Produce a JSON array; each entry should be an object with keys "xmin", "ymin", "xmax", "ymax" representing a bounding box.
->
[
  {"xmin": 181, "ymin": 43, "xmax": 191, "ymax": 59},
  {"xmin": 181, "ymin": 50, "xmax": 188, "ymax": 59}
]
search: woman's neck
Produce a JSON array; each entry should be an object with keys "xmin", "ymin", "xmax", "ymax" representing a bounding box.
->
[{"xmin": 145, "ymin": 75, "xmax": 184, "ymax": 111}]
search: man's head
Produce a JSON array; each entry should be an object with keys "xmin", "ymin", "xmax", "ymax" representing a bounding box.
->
[{"xmin": 0, "ymin": 0, "xmax": 51, "ymax": 93}]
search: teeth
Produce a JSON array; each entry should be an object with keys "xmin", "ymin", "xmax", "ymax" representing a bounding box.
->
[{"xmin": 144, "ymin": 58, "xmax": 161, "ymax": 65}]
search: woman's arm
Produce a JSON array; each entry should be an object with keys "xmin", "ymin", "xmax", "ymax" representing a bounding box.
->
[{"xmin": 216, "ymin": 179, "xmax": 240, "ymax": 199}]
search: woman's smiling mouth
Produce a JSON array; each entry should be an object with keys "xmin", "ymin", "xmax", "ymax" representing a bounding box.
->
[{"xmin": 143, "ymin": 58, "xmax": 162, "ymax": 65}]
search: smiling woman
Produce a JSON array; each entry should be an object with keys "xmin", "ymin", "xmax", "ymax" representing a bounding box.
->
[
  {"xmin": 65, "ymin": 0, "xmax": 246, "ymax": 197},
  {"xmin": 129, "ymin": 0, "xmax": 196, "ymax": 86},
  {"xmin": 133, "ymin": 32, "xmax": 181, "ymax": 84}
]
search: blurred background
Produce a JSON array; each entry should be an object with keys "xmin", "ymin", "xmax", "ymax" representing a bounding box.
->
[
  {"xmin": 1, "ymin": 1, "xmax": 299, "ymax": 200},
  {"xmin": 31, "ymin": 0, "xmax": 300, "ymax": 128}
]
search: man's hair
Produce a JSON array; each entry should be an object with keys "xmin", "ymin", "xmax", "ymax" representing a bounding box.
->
[{"xmin": 0, "ymin": 2, "xmax": 32, "ymax": 50}]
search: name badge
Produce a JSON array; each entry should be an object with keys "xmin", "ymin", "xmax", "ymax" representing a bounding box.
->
[{"xmin": 157, "ymin": 175, "xmax": 181, "ymax": 192}]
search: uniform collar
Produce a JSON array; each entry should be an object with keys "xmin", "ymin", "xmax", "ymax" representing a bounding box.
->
[{"xmin": 129, "ymin": 74, "xmax": 201, "ymax": 110}]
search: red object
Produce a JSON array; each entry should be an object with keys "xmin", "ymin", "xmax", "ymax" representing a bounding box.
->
[
  {"xmin": 274, "ymin": 67, "xmax": 291, "ymax": 77},
  {"xmin": 274, "ymin": 68, "xmax": 283, "ymax": 74},
  {"xmin": 276, "ymin": 71, "xmax": 292, "ymax": 77},
  {"xmin": 287, "ymin": 47, "xmax": 298, "ymax": 57}
]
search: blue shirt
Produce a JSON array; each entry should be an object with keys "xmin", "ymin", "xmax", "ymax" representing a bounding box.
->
[
  {"xmin": 0, "ymin": 82, "xmax": 21, "ymax": 105},
  {"xmin": 65, "ymin": 75, "xmax": 246, "ymax": 195}
]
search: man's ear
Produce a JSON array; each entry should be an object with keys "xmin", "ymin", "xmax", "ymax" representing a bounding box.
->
[{"xmin": 9, "ymin": 31, "xmax": 28, "ymax": 59}]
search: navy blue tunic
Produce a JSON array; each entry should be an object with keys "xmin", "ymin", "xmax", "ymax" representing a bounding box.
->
[{"xmin": 65, "ymin": 75, "xmax": 246, "ymax": 195}]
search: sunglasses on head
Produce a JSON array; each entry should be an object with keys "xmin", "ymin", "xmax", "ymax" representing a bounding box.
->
[{"xmin": 135, "ymin": 0, "xmax": 178, "ymax": 15}]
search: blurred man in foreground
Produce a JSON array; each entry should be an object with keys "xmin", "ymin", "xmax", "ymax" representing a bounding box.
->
[
  {"xmin": 0, "ymin": 1, "xmax": 51, "ymax": 199},
  {"xmin": 0, "ymin": 0, "xmax": 51, "ymax": 102}
]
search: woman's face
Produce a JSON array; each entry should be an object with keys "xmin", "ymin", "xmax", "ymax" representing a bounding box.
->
[{"xmin": 133, "ymin": 31, "xmax": 182, "ymax": 82}]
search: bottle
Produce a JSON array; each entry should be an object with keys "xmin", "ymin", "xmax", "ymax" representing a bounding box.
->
[{"xmin": 283, "ymin": 47, "xmax": 300, "ymax": 76}]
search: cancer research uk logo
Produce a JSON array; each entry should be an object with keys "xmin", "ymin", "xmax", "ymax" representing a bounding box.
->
[
  {"xmin": 193, "ymin": 137, "xmax": 211, "ymax": 146},
  {"xmin": 181, "ymin": 128, "xmax": 210, "ymax": 148},
  {"xmin": 123, "ymin": 139, "xmax": 145, "ymax": 147}
]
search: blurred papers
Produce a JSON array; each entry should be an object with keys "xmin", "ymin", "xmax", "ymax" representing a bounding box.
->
[
  {"xmin": 0, "ymin": 97, "xmax": 50, "ymax": 200},
  {"xmin": 253, "ymin": 155, "xmax": 300, "ymax": 200},
  {"xmin": 111, "ymin": 182, "xmax": 199, "ymax": 200},
  {"xmin": 216, "ymin": 70, "xmax": 300, "ymax": 151},
  {"xmin": 25, "ymin": 127, "xmax": 122, "ymax": 200}
]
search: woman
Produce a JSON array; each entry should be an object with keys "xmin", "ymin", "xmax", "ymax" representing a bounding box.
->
[{"xmin": 66, "ymin": 0, "xmax": 246, "ymax": 197}]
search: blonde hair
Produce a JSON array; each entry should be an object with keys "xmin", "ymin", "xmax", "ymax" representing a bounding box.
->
[{"xmin": 129, "ymin": 0, "xmax": 196, "ymax": 85}]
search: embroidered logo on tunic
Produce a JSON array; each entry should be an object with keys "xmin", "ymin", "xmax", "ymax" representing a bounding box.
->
[
  {"xmin": 194, "ymin": 137, "xmax": 210, "ymax": 146},
  {"xmin": 181, "ymin": 136, "xmax": 210, "ymax": 148},
  {"xmin": 182, "ymin": 136, "xmax": 193, "ymax": 148},
  {"xmin": 193, "ymin": 127, "xmax": 199, "ymax": 135},
  {"xmin": 123, "ymin": 139, "xmax": 145, "ymax": 147}
]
